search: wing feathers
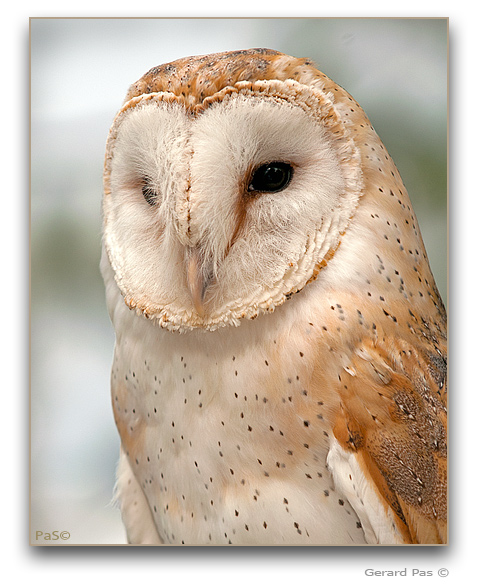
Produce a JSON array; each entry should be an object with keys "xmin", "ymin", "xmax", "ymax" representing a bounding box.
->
[{"xmin": 329, "ymin": 337, "xmax": 447, "ymax": 544}]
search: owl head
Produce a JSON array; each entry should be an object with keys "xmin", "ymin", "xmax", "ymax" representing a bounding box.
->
[{"xmin": 102, "ymin": 48, "xmax": 440, "ymax": 332}]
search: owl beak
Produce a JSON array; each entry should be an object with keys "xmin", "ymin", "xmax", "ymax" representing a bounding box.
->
[{"xmin": 186, "ymin": 247, "xmax": 209, "ymax": 318}]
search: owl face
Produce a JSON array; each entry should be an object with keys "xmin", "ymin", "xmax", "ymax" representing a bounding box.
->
[{"xmin": 103, "ymin": 63, "xmax": 364, "ymax": 332}]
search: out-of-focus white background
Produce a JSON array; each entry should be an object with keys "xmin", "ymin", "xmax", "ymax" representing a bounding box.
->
[{"xmin": 30, "ymin": 18, "xmax": 447, "ymax": 545}]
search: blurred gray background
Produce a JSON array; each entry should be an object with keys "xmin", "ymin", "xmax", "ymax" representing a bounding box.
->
[{"xmin": 30, "ymin": 18, "xmax": 447, "ymax": 545}]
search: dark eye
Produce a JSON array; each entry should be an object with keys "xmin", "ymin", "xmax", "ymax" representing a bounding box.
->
[
  {"xmin": 141, "ymin": 179, "xmax": 157, "ymax": 206},
  {"xmin": 248, "ymin": 162, "xmax": 293, "ymax": 193}
]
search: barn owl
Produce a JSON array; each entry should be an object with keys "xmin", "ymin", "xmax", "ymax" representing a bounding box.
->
[{"xmin": 102, "ymin": 48, "xmax": 447, "ymax": 545}]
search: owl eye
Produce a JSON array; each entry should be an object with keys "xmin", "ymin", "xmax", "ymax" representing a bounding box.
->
[
  {"xmin": 141, "ymin": 179, "xmax": 157, "ymax": 206},
  {"xmin": 248, "ymin": 162, "xmax": 293, "ymax": 193}
]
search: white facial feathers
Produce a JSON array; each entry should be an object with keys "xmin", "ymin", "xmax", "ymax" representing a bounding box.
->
[{"xmin": 103, "ymin": 81, "xmax": 363, "ymax": 331}]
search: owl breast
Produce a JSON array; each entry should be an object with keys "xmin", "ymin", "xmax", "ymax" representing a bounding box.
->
[{"xmin": 106, "ymin": 256, "xmax": 368, "ymax": 545}]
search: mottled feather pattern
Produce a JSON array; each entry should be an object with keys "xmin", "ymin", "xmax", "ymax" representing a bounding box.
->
[
  {"xmin": 332, "ymin": 327, "xmax": 447, "ymax": 543},
  {"xmin": 125, "ymin": 49, "xmax": 321, "ymax": 106}
]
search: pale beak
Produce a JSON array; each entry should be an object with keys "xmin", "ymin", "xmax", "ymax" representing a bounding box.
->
[{"xmin": 186, "ymin": 248, "xmax": 208, "ymax": 318}]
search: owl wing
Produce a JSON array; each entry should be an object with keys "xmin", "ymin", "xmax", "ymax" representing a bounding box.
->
[{"xmin": 326, "ymin": 336, "xmax": 447, "ymax": 544}]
